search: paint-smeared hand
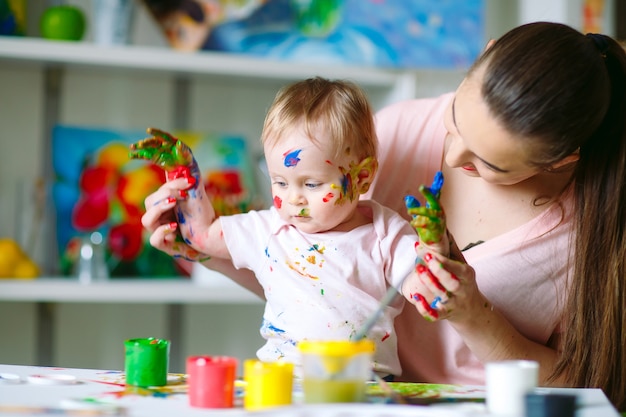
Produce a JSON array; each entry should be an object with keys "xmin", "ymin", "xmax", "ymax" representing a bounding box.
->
[
  {"xmin": 402, "ymin": 248, "xmax": 480, "ymax": 323},
  {"xmin": 142, "ymin": 182, "xmax": 211, "ymax": 262},
  {"xmin": 132, "ymin": 127, "xmax": 211, "ymax": 261},
  {"xmin": 129, "ymin": 127, "xmax": 201, "ymax": 194},
  {"xmin": 129, "ymin": 127, "xmax": 194, "ymax": 168},
  {"xmin": 405, "ymin": 171, "xmax": 445, "ymax": 245}
]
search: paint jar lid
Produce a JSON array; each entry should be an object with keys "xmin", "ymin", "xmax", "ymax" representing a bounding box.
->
[
  {"xmin": 0, "ymin": 373, "xmax": 21, "ymax": 384},
  {"xmin": 298, "ymin": 340, "xmax": 375, "ymax": 356},
  {"xmin": 27, "ymin": 374, "xmax": 78, "ymax": 385},
  {"xmin": 525, "ymin": 391, "xmax": 577, "ymax": 417}
]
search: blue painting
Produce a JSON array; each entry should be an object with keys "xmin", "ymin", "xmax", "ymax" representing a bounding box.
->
[{"xmin": 203, "ymin": 0, "xmax": 484, "ymax": 69}]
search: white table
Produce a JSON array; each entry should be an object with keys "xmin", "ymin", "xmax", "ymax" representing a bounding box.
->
[{"xmin": 0, "ymin": 364, "xmax": 620, "ymax": 417}]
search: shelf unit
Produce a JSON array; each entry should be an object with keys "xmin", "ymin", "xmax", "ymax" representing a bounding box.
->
[
  {"xmin": 0, "ymin": 36, "xmax": 460, "ymax": 373},
  {"xmin": 0, "ymin": 36, "xmax": 428, "ymax": 276},
  {"xmin": 0, "ymin": 278, "xmax": 262, "ymax": 304},
  {"xmin": 0, "ymin": 36, "xmax": 419, "ymax": 104}
]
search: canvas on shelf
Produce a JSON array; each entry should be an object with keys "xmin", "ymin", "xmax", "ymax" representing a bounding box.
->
[
  {"xmin": 143, "ymin": 0, "xmax": 485, "ymax": 69},
  {"xmin": 52, "ymin": 125, "xmax": 263, "ymax": 278}
]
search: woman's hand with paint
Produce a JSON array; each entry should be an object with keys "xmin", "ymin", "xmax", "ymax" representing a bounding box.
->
[
  {"xmin": 402, "ymin": 171, "xmax": 479, "ymax": 320},
  {"xmin": 402, "ymin": 249, "xmax": 481, "ymax": 322}
]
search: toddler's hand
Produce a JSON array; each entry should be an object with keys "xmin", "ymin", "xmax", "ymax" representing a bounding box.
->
[
  {"xmin": 129, "ymin": 127, "xmax": 201, "ymax": 197},
  {"xmin": 405, "ymin": 171, "xmax": 446, "ymax": 246},
  {"xmin": 129, "ymin": 127, "xmax": 195, "ymax": 169}
]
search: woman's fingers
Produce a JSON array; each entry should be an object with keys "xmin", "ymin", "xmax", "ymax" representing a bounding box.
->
[
  {"xmin": 402, "ymin": 270, "xmax": 440, "ymax": 320},
  {"xmin": 405, "ymin": 247, "xmax": 475, "ymax": 321},
  {"xmin": 421, "ymin": 252, "xmax": 461, "ymax": 294}
]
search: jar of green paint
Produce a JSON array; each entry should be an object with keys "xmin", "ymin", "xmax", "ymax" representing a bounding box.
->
[{"xmin": 124, "ymin": 338, "xmax": 170, "ymax": 387}]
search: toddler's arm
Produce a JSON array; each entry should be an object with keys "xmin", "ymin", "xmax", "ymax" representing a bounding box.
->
[{"xmin": 130, "ymin": 128, "xmax": 231, "ymax": 260}]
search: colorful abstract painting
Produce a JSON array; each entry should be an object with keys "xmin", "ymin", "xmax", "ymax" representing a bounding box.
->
[
  {"xmin": 52, "ymin": 126, "xmax": 261, "ymax": 278},
  {"xmin": 150, "ymin": 0, "xmax": 485, "ymax": 69}
]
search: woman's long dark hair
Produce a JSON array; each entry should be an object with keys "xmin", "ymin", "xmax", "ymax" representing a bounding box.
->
[{"xmin": 470, "ymin": 22, "xmax": 626, "ymax": 409}]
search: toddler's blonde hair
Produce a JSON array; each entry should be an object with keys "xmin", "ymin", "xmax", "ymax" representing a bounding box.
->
[{"xmin": 261, "ymin": 77, "xmax": 377, "ymax": 162}]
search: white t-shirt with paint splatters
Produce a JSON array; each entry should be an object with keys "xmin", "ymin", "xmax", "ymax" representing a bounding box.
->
[{"xmin": 220, "ymin": 200, "xmax": 418, "ymax": 377}]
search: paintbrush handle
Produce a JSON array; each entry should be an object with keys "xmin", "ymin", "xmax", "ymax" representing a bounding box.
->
[{"xmin": 354, "ymin": 285, "xmax": 400, "ymax": 341}]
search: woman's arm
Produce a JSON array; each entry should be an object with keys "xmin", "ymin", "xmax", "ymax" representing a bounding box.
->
[{"xmin": 405, "ymin": 249, "xmax": 566, "ymax": 385}]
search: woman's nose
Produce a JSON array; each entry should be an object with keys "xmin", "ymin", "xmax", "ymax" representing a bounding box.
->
[{"xmin": 444, "ymin": 133, "xmax": 471, "ymax": 167}]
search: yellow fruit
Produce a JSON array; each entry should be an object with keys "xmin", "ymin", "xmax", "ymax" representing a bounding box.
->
[
  {"xmin": 13, "ymin": 258, "xmax": 39, "ymax": 279},
  {"xmin": 0, "ymin": 238, "xmax": 24, "ymax": 259},
  {"xmin": 0, "ymin": 254, "xmax": 15, "ymax": 277},
  {"xmin": 0, "ymin": 238, "xmax": 23, "ymax": 277}
]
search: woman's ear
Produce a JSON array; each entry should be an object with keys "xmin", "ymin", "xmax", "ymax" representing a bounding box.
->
[{"xmin": 549, "ymin": 151, "xmax": 580, "ymax": 171}]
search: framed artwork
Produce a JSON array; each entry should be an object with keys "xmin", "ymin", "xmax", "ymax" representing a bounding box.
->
[
  {"xmin": 144, "ymin": 0, "xmax": 485, "ymax": 69},
  {"xmin": 51, "ymin": 125, "xmax": 261, "ymax": 278}
]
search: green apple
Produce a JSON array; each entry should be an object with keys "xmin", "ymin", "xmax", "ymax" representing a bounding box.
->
[{"xmin": 40, "ymin": 5, "xmax": 86, "ymax": 41}]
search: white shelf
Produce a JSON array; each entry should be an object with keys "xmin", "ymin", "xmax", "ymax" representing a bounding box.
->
[
  {"xmin": 0, "ymin": 36, "xmax": 416, "ymax": 88},
  {"xmin": 0, "ymin": 278, "xmax": 262, "ymax": 304},
  {"xmin": 0, "ymin": 36, "xmax": 420, "ymax": 307}
]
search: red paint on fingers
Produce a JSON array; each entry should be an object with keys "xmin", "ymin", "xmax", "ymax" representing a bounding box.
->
[
  {"xmin": 413, "ymin": 293, "xmax": 439, "ymax": 319},
  {"xmin": 416, "ymin": 264, "xmax": 446, "ymax": 293}
]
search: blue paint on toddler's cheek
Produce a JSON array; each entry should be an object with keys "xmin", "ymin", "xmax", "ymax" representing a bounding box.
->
[
  {"xmin": 341, "ymin": 175, "xmax": 349, "ymax": 194},
  {"xmin": 284, "ymin": 149, "xmax": 302, "ymax": 167}
]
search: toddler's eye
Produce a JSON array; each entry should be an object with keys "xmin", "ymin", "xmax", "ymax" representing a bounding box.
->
[
  {"xmin": 305, "ymin": 182, "xmax": 321, "ymax": 189},
  {"xmin": 273, "ymin": 180, "xmax": 287, "ymax": 187}
]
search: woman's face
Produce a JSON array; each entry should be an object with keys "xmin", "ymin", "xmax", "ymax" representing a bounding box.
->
[{"xmin": 443, "ymin": 69, "xmax": 544, "ymax": 186}]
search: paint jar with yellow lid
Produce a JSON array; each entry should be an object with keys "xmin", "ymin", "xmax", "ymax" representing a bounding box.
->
[{"xmin": 298, "ymin": 339, "xmax": 375, "ymax": 403}]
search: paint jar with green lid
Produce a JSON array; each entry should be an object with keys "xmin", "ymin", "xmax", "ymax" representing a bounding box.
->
[
  {"xmin": 124, "ymin": 337, "xmax": 170, "ymax": 387},
  {"xmin": 298, "ymin": 339, "xmax": 375, "ymax": 403}
]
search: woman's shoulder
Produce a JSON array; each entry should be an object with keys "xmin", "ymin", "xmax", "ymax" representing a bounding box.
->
[
  {"xmin": 374, "ymin": 92, "xmax": 452, "ymax": 156},
  {"xmin": 375, "ymin": 92, "xmax": 454, "ymax": 124}
]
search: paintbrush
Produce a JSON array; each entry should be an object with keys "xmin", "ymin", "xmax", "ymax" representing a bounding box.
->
[
  {"xmin": 353, "ymin": 283, "xmax": 402, "ymax": 341},
  {"xmin": 371, "ymin": 373, "xmax": 408, "ymax": 404}
]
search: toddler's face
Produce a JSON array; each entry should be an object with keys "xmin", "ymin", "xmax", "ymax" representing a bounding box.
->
[{"xmin": 264, "ymin": 127, "xmax": 362, "ymax": 234}]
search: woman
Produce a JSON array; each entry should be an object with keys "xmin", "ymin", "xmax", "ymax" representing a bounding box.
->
[
  {"xmin": 141, "ymin": 22, "xmax": 626, "ymax": 409},
  {"xmin": 372, "ymin": 21, "xmax": 626, "ymax": 409}
]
